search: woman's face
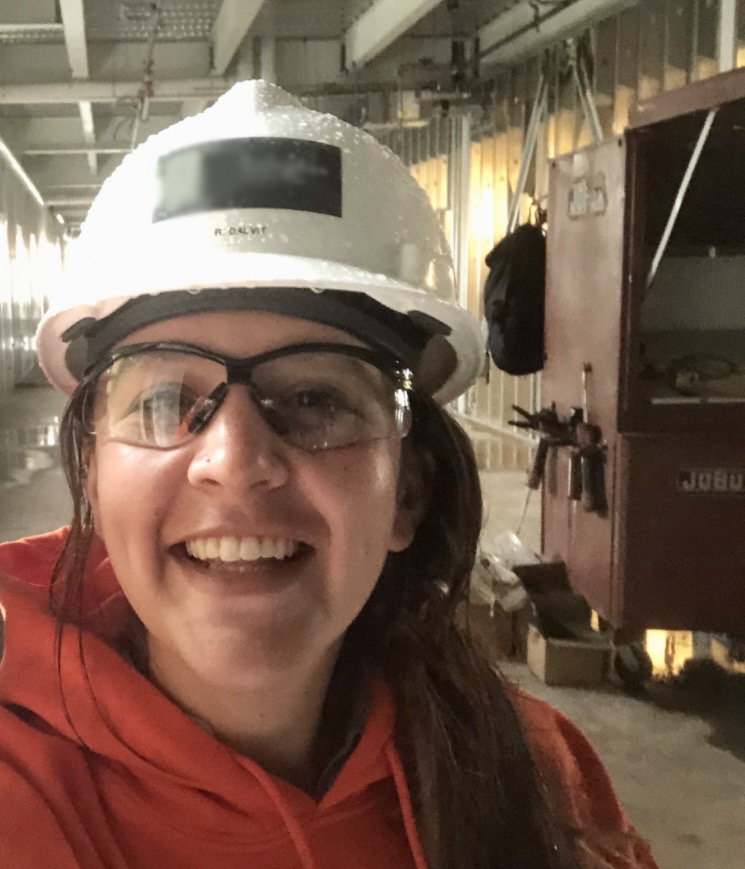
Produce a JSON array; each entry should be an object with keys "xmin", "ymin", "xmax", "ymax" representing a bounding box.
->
[{"xmin": 84, "ymin": 310, "xmax": 420, "ymax": 687}]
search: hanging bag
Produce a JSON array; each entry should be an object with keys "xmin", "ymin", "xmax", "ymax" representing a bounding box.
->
[{"xmin": 483, "ymin": 213, "xmax": 546, "ymax": 376}]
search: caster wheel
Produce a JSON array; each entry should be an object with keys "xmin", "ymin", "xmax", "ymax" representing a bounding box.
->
[{"xmin": 614, "ymin": 642, "xmax": 653, "ymax": 692}]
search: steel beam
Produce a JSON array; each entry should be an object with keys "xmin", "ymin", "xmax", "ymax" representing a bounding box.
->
[
  {"xmin": 59, "ymin": 0, "xmax": 88, "ymax": 78},
  {"xmin": 60, "ymin": 1, "xmax": 100, "ymax": 174},
  {"xmin": 480, "ymin": 0, "xmax": 640, "ymax": 65},
  {"xmin": 24, "ymin": 147, "xmax": 129, "ymax": 155},
  {"xmin": 41, "ymin": 183, "xmax": 101, "ymax": 191},
  {"xmin": 344, "ymin": 0, "xmax": 442, "ymax": 69},
  {"xmin": 718, "ymin": 0, "xmax": 738, "ymax": 71},
  {"xmin": 79, "ymin": 101, "xmax": 98, "ymax": 175},
  {"xmin": 45, "ymin": 197, "xmax": 96, "ymax": 207},
  {"xmin": 260, "ymin": 37, "xmax": 277, "ymax": 83},
  {"xmin": 0, "ymin": 79, "xmax": 230, "ymax": 104},
  {"xmin": 181, "ymin": 99, "xmax": 212, "ymax": 119},
  {"xmin": 211, "ymin": 0, "xmax": 266, "ymax": 75},
  {"xmin": 0, "ymin": 23, "xmax": 63, "ymax": 34}
]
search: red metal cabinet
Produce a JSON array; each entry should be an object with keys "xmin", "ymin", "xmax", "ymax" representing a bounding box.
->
[{"xmin": 542, "ymin": 70, "xmax": 745, "ymax": 637}]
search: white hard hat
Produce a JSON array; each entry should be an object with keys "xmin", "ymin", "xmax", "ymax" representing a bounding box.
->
[{"xmin": 36, "ymin": 80, "xmax": 482, "ymax": 403}]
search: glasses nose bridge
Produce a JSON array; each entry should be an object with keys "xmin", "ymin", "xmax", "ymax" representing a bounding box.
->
[
  {"xmin": 223, "ymin": 357, "xmax": 257, "ymax": 388},
  {"xmin": 194, "ymin": 360, "xmax": 274, "ymax": 440},
  {"xmin": 184, "ymin": 358, "xmax": 258, "ymax": 439}
]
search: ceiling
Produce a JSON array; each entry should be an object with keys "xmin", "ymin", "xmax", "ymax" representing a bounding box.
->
[{"xmin": 0, "ymin": 0, "xmax": 604, "ymax": 233}]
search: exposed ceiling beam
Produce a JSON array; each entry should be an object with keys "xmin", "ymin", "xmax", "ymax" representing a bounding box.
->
[
  {"xmin": 2, "ymin": 118, "xmax": 177, "ymax": 155},
  {"xmin": 79, "ymin": 101, "xmax": 98, "ymax": 175},
  {"xmin": 181, "ymin": 99, "xmax": 212, "ymax": 119},
  {"xmin": 0, "ymin": 23, "xmax": 63, "ymax": 34},
  {"xmin": 719, "ymin": 0, "xmax": 738, "ymax": 71},
  {"xmin": 59, "ymin": 0, "xmax": 88, "ymax": 78},
  {"xmin": 24, "ymin": 147, "xmax": 129, "ymax": 155},
  {"xmin": 59, "ymin": 0, "xmax": 99, "ymax": 176},
  {"xmin": 41, "ymin": 183, "xmax": 101, "ymax": 191},
  {"xmin": 46, "ymin": 196, "xmax": 96, "ymax": 207},
  {"xmin": 0, "ymin": 79, "xmax": 230, "ymax": 104},
  {"xmin": 24, "ymin": 155, "xmax": 124, "ymax": 188},
  {"xmin": 480, "ymin": 0, "xmax": 639, "ymax": 65},
  {"xmin": 211, "ymin": 0, "xmax": 266, "ymax": 75},
  {"xmin": 344, "ymin": 0, "xmax": 443, "ymax": 69}
]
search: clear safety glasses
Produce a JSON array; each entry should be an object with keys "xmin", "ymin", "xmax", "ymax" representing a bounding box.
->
[{"xmin": 81, "ymin": 341, "xmax": 414, "ymax": 451}]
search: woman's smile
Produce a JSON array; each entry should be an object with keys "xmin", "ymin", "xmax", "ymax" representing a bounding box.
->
[
  {"xmin": 84, "ymin": 310, "xmax": 415, "ymax": 684},
  {"xmin": 168, "ymin": 534, "xmax": 316, "ymax": 599}
]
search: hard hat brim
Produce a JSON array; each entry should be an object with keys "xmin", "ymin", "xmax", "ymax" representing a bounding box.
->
[{"xmin": 37, "ymin": 252, "xmax": 482, "ymax": 404}]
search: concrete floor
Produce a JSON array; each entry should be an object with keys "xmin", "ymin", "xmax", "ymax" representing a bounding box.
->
[{"xmin": 1, "ymin": 388, "xmax": 744, "ymax": 868}]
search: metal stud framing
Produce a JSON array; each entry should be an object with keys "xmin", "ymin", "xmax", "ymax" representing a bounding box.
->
[{"xmin": 385, "ymin": 0, "xmax": 744, "ymax": 471}]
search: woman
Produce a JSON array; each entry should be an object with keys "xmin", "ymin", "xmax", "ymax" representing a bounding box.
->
[{"xmin": 0, "ymin": 81, "xmax": 656, "ymax": 868}]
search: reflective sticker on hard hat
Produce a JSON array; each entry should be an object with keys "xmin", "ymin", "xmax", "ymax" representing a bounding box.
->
[{"xmin": 153, "ymin": 138, "xmax": 342, "ymax": 222}]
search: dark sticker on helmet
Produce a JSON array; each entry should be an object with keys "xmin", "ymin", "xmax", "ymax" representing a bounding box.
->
[{"xmin": 153, "ymin": 138, "xmax": 342, "ymax": 222}]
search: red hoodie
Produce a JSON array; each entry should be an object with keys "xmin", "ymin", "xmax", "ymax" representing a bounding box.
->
[{"xmin": 0, "ymin": 529, "xmax": 657, "ymax": 868}]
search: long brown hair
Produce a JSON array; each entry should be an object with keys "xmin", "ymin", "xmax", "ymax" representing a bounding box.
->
[{"xmin": 51, "ymin": 383, "xmax": 580, "ymax": 868}]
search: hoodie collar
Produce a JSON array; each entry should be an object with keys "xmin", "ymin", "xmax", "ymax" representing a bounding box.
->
[{"xmin": 0, "ymin": 531, "xmax": 428, "ymax": 867}]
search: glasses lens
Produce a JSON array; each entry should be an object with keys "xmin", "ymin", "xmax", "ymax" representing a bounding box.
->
[
  {"xmin": 250, "ymin": 351, "xmax": 412, "ymax": 450},
  {"xmin": 91, "ymin": 350, "xmax": 227, "ymax": 448}
]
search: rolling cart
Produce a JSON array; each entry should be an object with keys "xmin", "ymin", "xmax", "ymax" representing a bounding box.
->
[{"xmin": 538, "ymin": 68, "xmax": 745, "ymax": 642}]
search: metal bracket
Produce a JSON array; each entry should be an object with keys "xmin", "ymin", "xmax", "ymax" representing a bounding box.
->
[
  {"xmin": 646, "ymin": 107, "xmax": 718, "ymax": 290},
  {"xmin": 507, "ymin": 41, "xmax": 603, "ymax": 234},
  {"xmin": 571, "ymin": 46, "xmax": 603, "ymax": 144},
  {"xmin": 508, "ymin": 70, "xmax": 548, "ymax": 233}
]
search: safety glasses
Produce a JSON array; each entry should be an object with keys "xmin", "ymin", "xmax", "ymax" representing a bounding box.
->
[{"xmin": 81, "ymin": 341, "xmax": 414, "ymax": 451}]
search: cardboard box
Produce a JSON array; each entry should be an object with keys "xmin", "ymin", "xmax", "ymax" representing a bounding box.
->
[
  {"xmin": 461, "ymin": 603, "xmax": 516, "ymax": 662},
  {"xmin": 527, "ymin": 623, "xmax": 610, "ymax": 686}
]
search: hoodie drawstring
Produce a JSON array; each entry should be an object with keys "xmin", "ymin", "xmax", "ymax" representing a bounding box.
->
[
  {"xmin": 246, "ymin": 744, "xmax": 428, "ymax": 869},
  {"xmin": 385, "ymin": 743, "xmax": 429, "ymax": 869},
  {"xmin": 246, "ymin": 764, "xmax": 319, "ymax": 869}
]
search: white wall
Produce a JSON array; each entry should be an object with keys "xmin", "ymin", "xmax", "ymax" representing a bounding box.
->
[{"xmin": 0, "ymin": 159, "xmax": 64, "ymax": 395}]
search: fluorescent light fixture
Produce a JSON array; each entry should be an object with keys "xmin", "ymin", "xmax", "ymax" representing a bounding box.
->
[
  {"xmin": 56, "ymin": 213, "xmax": 66, "ymax": 226},
  {"xmin": 0, "ymin": 134, "xmax": 45, "ymax": 206}
]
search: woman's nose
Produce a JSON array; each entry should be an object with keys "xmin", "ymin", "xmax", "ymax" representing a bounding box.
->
[{"xmin": 186, "ymin": 385, "xmax": 291, "ymax": 493}]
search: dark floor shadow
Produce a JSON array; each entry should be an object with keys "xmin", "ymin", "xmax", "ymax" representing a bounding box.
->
[{"xmin": 645, "ymin": 659, "xmax": 745, "ymax": 763}]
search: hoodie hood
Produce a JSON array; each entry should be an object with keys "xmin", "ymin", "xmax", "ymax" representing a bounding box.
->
[{"xmin": 0, "ymin": 528, "xmax": 427, "ymax": 869}]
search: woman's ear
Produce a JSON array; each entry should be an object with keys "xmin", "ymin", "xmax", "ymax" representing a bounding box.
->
[{"xmin": 389, "ymin": 446, "xmax": 433, "ymax": 553}]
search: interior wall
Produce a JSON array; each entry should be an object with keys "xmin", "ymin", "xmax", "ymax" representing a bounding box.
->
[
  {"xmin": 0, "ymin": 159, "xmax": 64, "ymax": 396},
  {"xmin": 382, "ymin": 0, "xmax": 745, "ymax": 471}
]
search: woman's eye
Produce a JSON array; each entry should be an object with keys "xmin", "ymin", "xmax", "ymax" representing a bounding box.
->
[
  {"xmin": 128, "ymin": 384, "xmax": 194, "ymax": 419},
  {"xmin": 290, "ymin": 387, "xmax": 353, "ymax": 415}
]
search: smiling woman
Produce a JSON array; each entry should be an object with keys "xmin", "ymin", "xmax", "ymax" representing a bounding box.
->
[{"xmin": 0, "ymin": 81, "xmax": 657, "ymax": 869}]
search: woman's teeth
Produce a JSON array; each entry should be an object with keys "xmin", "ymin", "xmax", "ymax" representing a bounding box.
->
[{"xmin": 185, "ymin": 536, "xmax": 298, "ymax": 563}]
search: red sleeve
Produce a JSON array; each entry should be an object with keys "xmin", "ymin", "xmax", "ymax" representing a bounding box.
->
[
  {"xmin": 515, "ymin": 690, "xmax": 659, "ymax": 869},
  {"xmin": 0, "ymin": 706, "xmax": 131, "ymax": 868},
  {"xmin": 0, "ymin": 527, "xmax": 71, "ymax": 587},
  {"xmin": 0, "ymin": 528, "xmax": 118, "ymax": 606},
  {"xmin": 0, "ymin": 761, "xmax": 86, "ymax": 868}
]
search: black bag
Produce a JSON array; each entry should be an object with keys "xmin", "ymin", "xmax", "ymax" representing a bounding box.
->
[{"xmin": 483, "ymin": 222, "xmax": 546, "ymax": 376}]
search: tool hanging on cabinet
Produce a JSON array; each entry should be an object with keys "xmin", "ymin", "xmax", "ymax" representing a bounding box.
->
[
  {"xmin": 575, "ymin": 364, "xmax": 607, "ymax": 514},
  {"xmin": 510, "ymin": 367, "xmax": 607, "ymax": 515}
]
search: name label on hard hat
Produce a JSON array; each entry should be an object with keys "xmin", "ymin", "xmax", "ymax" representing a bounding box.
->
[
  {"xmin": 153, "ymin": 138, "xmax": 342, "ymax": 223},
  {"xmin": 677, "ymin": 468, "xmax": 745, "ymax": 495}
]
